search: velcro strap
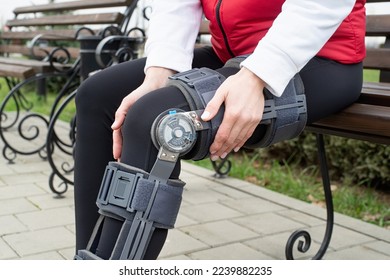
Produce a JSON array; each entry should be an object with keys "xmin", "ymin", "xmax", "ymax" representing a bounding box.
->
[
  {"xmin": 130, "ymin": 178, "xmax": 183, "ymax": 227},
  {"xmin": 254, "ymin": 74, "xmax": 306, "ymax": 148}
]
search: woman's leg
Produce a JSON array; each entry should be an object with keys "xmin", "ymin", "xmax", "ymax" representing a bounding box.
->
[
  {"xmin": 74, "ymin": 46, "xmax": 224, "ymax": 258},
  {"xmin": 300, "ymin": 57, "xmax": 363, "ymax": 123},
  {"xmin": 74, "ymin": 58, "xmax": 147, "ymax": 251}
]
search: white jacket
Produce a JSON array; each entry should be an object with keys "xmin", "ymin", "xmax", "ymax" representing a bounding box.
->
[{"xmin": 144, "ymin": 0, "xmax": 356, "ymax": 96}]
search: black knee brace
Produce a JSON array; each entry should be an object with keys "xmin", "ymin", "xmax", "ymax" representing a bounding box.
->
[
  {"xmin": 151, "ymin": 57, "xmax": 307, "ymax": 161},
  {"xmin": 75, "ymin": 57, "xmax": 307, "ymax": 260}
]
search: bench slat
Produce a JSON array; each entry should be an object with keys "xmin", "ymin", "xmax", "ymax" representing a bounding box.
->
[
  {"xmin": 361, "ymin": 82, "xmax": 390, "ymax": 106},
  {"xmin": 0, "ymin": 29, "xmax": 94, "ymax": 40},
  {"xmin": 13, "ymin": 0, "xmax": 133, "ymax": 15},
  {"xmin": 0, "ymin": 45, "xmax": 80, "ymax": 60},
  {"xmin": 0, "ymin": 64, "xmax": 35, "ymax": 79},
  {"xmin": 7, "ymin": 13, "xmax": 124, "ymax": 27},
  {"xmin": 363, "ymin": 48, "xmax": 390, "ymax": 71},
  {"xmin": 308, "ymin": 103, "xmax": 390, "ymax": 144},
  {"xmin": 0, "ymin": 57, "xmax": 73, "ymax": 72},
  {"xmin": 366, "ymin": 15, "xmax": 390, "ymax": 36}
]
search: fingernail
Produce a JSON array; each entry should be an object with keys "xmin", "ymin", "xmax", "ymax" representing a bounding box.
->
[
  {"xmin": 211, "ymin": 155, "xmax": 219, "ymax": 161},
  {"xmin": 201, "ymin": 111, "xmax": 210, "ymax": 120},
  {"xmin": 221, "ymin": 152, "xmax": 228, "ymax": 159},
  {"xmin": 234, "ymin": 147, "xmax": 240, "ymax": 152}
]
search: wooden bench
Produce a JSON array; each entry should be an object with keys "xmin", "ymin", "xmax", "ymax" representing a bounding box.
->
[
  {"xmin": 0, "ymin": 0, "xmax": 138, "ymax": 85},
  {"xmin": 0, "ymin": 0, "xmax": 142, "ymax": 186}
]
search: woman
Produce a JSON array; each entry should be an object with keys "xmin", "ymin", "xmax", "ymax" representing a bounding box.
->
[{"xmin": 74, "ymin": 0, "xmax": 366, "ymax": 259}]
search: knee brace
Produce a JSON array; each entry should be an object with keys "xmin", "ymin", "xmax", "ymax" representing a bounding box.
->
[
  {"xmin": 75, "ymin": 58, "xmax": 307, "ymax": 260},
  {"xmin": 75, "ymin": 159, "xmax": 185, "ymax": 260},
  {"xmin": 151, "ymin": 59, "xmax": 307, "ymax": 161}
]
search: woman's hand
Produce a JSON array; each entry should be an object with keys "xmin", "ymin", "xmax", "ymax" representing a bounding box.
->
[
  {"xmin": 111, "ymin": 66, "xmax": 176, "ymax": 160},
  {"xmin": 201, "ymin": 67, "xmax": 266, "ymax": 161}
]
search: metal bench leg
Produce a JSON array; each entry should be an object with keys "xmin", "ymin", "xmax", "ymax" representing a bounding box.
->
[
  {"xmin": 211, "ymin": 155, "xmax": 232, "ymax": 178},
  {"xmin": 285, "ymin": 133, "xmax": 334, "ymax": 260}
]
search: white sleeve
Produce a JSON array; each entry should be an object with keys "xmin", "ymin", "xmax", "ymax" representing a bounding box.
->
[
  {"xmin": 240, "ymin": 0, "xmax": 356, "ymax": 97},
  {"xmin": 144, "ymin": 0, "xmax": 203, "ymax": 73}
]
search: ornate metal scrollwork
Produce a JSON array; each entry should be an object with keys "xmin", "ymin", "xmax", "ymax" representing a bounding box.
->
[
  {"xmin": 46, "ymin": 90, "xmax": 77, "ymax": 196},
  {"xmin": 0, "ymin": 66, "xmax": 79, "ymax": 163},
  {"xmin": 211, "ymin": 157, "xmax": 232, "ymax": 178}
]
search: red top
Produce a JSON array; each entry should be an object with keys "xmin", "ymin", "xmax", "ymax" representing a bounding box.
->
[{"xmin": 201, "ymin": 0, "xmax": 366, "ymax": 63}]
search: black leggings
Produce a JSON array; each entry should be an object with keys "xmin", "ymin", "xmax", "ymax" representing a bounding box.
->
[{"xmin": 74, "ymin": 46, "xmax": 362, "ymax": 259}]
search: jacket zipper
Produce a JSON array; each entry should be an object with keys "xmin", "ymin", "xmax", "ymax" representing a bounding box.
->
[{"xmin": 216, "ymin": 0, "xmax": 235, "ymax": 58}]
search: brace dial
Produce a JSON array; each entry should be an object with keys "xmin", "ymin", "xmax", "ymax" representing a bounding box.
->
[{"xmin": 156, "ymin": 111, "xmax": 197, "ymax": 154}]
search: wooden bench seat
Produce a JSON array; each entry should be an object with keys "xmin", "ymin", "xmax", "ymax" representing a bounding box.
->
[
  {"xmin": 0, "ymin": 63, "xmax": 34, "ymax": 79},
  {"xmin": 307, "ymin": 82, "xmax": 390, "ymax": 145}
]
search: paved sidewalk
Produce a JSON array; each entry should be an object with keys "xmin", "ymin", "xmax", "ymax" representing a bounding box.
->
[{"xmin": 0, "ymin": 141, "xmax": 389, "ymax": 260}]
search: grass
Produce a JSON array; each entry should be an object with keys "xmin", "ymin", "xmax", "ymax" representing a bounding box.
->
[
  {"xmin": 189, "ymin": 149, "xmax": 389, "ymax": 228},
  {"xmin": 0, "ymin": 77, "xmax": 76, "ymax": 122}
]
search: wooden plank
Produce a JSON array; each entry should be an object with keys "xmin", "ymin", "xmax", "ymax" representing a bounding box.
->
[
  {"xmin": 0, "ymin": 45, "xmax": 80, "ymax": 59},
  {"xmin": 308, "ymin": 103, "xmax": 390, "ymax": 139},
  {"xmin": 305, "ymin": 125, "xmax": 390, "ymax": 145},
  {"xmin": 0, "ymin": 57, "xmax": 70, "ymax": 70},
  {"xmin": 366, "ymin": 15, "xmax": 390, "ymax": 36},
  {"xmin": 13, "ymin": 0, "xmax": 133, "ymax": 15},
  {"xmin": 0, "ymin": 29, "xmax": 97, "ymax": 40},
  {"xmin": 363, "ymin": 48, "xmax": 390, "ymax": 71},
  {"xmin": 199, "ymin": 20, "xmax": 210, "ymax": 34},
  {"xmin": 6, "ymin": 13, "xmax": 124, "ymax": 27},
  {"xmin": 360, "ymin": 82, "xmax": 390, "ymax": 106},
  {"xmin": 0, "ymin": 64, "xmax": 35, "ymax": 79}
]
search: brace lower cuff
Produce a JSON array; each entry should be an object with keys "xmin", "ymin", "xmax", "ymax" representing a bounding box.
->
[{"xmin": 96, "ymin": 161, "xmax": 185, "ymax": 229}]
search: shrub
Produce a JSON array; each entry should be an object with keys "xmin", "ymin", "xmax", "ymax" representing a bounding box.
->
[{"xmin": 262, "ymin": 132, "xmax": 390, "ymax": 188}]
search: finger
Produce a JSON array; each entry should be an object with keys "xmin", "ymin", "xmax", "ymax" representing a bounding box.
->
[
  {"xmin": 234, "ymin": 125, "xmax": 257, "ymax": 152},
  {"xmin": 201, "ymin": 87, "xmax": 226, "ymax": 121},
  {"xmin": 212, "ymin": 120, "xmax": 250, "ymax": 157},
  {"xmin": 209, "ymin": 111, "xmax": 238, "ymax": 155},
  {"xmin": 111, "ymin": 106, "xmax": 127, "ymax": 130},
  {"xmin": 112, "ymin": 128, "xmax": 123, "ymax": 160}
]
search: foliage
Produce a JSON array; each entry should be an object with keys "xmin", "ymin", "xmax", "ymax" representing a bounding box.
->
[{"xmin": 264, "ymin": 132, "xmax": 390, "ymax": 188}]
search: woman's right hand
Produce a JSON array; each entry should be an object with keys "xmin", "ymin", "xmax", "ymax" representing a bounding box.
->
[{"xmin": 111, "ymin": 66, "xmax": 177, "ymax": 160}]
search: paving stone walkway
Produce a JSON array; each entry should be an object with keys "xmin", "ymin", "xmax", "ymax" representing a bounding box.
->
[{"xmin": 0, "ymin": 129, "xmax": 389, "ymax": 260}]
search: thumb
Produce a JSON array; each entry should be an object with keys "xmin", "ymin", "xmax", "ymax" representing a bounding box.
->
[{"xmin": 201, "ymin": 88, "xmax": 225, "ymax": 121}]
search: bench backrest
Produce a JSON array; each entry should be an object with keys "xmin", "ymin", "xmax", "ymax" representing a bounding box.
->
[
  {"xmin": 364, "ymin": 0, "xmax": 390, "ymax": 82},
  {"xmin": 0, "ymin": 0, "xmax": 138, "ymax": 60}
]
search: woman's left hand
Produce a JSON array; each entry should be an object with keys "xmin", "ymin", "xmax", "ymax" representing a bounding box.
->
[{"xmin": 201, "ymin": 67, "xmax": 266, "ymax": 161}]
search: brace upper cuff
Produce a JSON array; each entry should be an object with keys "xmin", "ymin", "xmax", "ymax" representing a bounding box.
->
[{"xmin": 166, "ymin": 68, "xmax": 226, "ymax": 160}]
